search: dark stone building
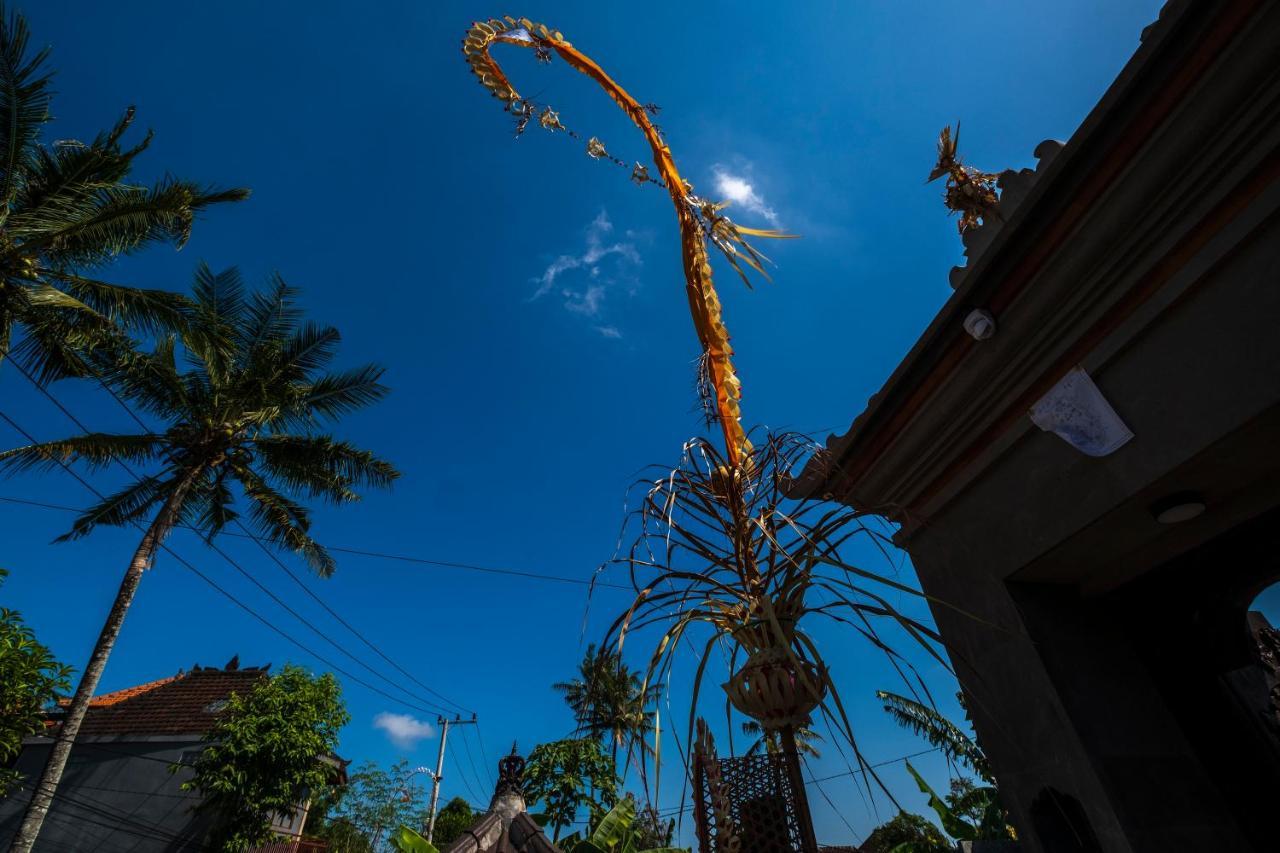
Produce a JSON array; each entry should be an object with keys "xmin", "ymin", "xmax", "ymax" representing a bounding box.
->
[{"xmin": 799, "ymin": 1, "xmax": 1280, "ymax": 851}]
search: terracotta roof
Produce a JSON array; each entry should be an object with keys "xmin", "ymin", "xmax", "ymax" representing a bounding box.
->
[{"xmin": 51, "ymin": 659, "xmax": 268, "ymax": 737}]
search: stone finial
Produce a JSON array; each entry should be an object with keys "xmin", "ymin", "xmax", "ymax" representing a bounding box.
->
[
  {"xmin": 489, "ymin": 743, "xmax": 527, "ymax": 826},
  {"xmin": 948, "ymin": 139, "xmax": 1064, "ymax": 289}
]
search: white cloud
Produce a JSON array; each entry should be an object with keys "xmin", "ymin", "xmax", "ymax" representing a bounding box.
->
[
  {"xmin": 712, "ymin": 165, "xmax": 780, "ymax": 226},
  {"xmin": 531, "ymin": 210, "xmax": 641, "ymax": 328},
  {"xmin": 373, "ymin": 712, "xmax": 435, "ymax": 750}
]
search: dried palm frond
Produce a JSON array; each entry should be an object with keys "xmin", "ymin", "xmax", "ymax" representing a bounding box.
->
[
  {"xmin": 688, "ymin": 194, "xmax": 797, "ymax": 290},
  {"xmin": 600, "ymin": 431, "xmax": 954, "ymax": 800},
  {"xmin": 928, "ymin": 123, "xmax": 1001, "ymax": 234}
]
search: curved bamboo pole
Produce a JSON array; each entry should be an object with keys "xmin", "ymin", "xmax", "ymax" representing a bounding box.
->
[{"xmin": 463, "ymin": 17, "xmax": 791, "ymax": 470}]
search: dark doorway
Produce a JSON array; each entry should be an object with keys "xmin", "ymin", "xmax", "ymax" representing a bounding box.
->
[{"xmin": 1112, "ymin": 507, "xmax": 1280, "ymax": 850}]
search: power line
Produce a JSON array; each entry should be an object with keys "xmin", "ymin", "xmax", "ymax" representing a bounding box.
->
[
  {"xmin": 474, "ymin": 722, "xmax": 498, "ymax": 789},
  {"xmin": 0, "ymin": 493, "xmax": 629, "ymax": 591},
  {"xmin": 0, "ymin": 357, "xmax": 466, "ymax": 716},
  {"xmin": 458, "ymin": 725, "xmax": 492, "ymax": 799},
  {"xmin": 447, "ymin": 740, "xmax": 485, "ymax": 805},
  {"xmin": 806, "ymin": 746, "xmax": 943, "ymax": 785},
  {"xmin": 0, "ymin": 408, "xmax": 457, "ymax": 718}
]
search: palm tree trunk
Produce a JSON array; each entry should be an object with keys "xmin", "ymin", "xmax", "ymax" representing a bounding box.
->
[{"xmin": 10, "ymin": 481, "xmax": 192, "ymax": 853}]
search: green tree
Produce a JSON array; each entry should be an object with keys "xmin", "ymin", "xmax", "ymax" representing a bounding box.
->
[
  {"xmin": 179, "ymin": 665, "xmax": 349, "ymax": 851},
  {"xmin": 554, "ymin": 644, "xmax": 658, "ymax": 769},
  {"xmin": 431, "ymin": 797, "xmax": 477, "ymax": 847},
  {"xmin": 1, "ymin": 270, "xmax": 398, "ymax": 850},
  {"xmin": 0, "ymin": 569, "xmax": 72, "ymax": 797},
  {"xmin": 860, "ymin": 812, "xmax": 950, "ymax": 853},
  {"xmin": 525, "ymin": 738, "xmax": 618, "ymax": 841},
  {"xmin": 324, "ymin": 759, "xmax": 431, "ymax": 851},
  {"xmin": 0, "ymin": 2, "xmax": 246, "ymax": 384}
]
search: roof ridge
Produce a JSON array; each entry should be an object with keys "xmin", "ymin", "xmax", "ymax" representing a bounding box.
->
[{"xmin": 58, "ymin": 673, "xmax": 186, "ymax": 709}]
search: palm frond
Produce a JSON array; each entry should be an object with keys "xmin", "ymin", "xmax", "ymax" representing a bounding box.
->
[
  {"xmin": 877, "ymin": 690, "xmax": 992, "ymax": 783},
  {"xmin": 234, "ymin": 465, "xmax": 336, "ymax": 577},
  {"xmin": 236, "ymin": 272, "xmax": 300, "ymax": 360},
  {"xmin": 29, "ymin": 179, "xmax": 249, "ymax": 267},
  {"xmin": 0, "ymin": 432, "xmax": 163, "ymax": 474},
  {"xmin": 55, "ymin": 474, "xmax": 170, "ymax": 541},
  {"xmin": 14, "ymin": 107, "xmax": 150, "ymax": 219},
  {"xmin": 297, "ymin": 365, "xmax": 389, "ymax": 423},
  {"xmin": 0, "ymin": 2, "xmax": 52, "ymax": 215},
  {"xmin": 89, "ymin": 333, "xmax": 189, "ymax": 421},
  {"xmin": 40, "ymin": 270, "xmax": 190, "ymax": 334},
  {"xmin": 252, "ymin": 434, "xmax": 399, "ymax": 501}
]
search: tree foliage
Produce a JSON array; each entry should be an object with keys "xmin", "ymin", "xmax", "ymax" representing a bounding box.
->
[
  {"xmin": 180, "ymin": 665, "xmax": 349, "ymax": 851},
  {"xmin": 319, "ymin": 759, "xmax": 431, "ymax": 851},
  {"xmin": 554, "ymin": 644, "xmax": 658, "ymax": 768},
  {"xmin": 860, "ymin": 812, "xmax": 950, "ymax": 853},
  {"xmin": 0, "ymin": 569, "xmax": 71, "ymax": 797},
  {"xmin": 525, "ymin": 738, "xmax": 618, "ymax": 841},
  {"xmin": 0, "ymin": 1, "xmax": 247, "ymax": 384},
  {"xmin": 432, "ymin": 797, "xmax": 478, "ymax": 847}
]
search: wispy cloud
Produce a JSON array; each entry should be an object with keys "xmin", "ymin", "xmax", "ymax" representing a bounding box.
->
[
  {"xmin": 532, "ymin": 210, "xmax": 641, "ymax": 336},
  {"xmin": 712, "ymin": 165, "xmax": 781, "ymax": 226},
  {"xmin": 373, "ymin": 712, "xmax": 435, "ymax": 750}
]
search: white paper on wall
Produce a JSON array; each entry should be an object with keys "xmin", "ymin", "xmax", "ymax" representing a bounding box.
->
[{"xmin": 1028, "ymin": 367, "xmax": 1134, "ymax": 457}]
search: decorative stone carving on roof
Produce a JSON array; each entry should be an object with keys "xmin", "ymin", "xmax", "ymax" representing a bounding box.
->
[
  {"xmin": 446, "ymin": 743, "xmax": 563, "ymax": 852},
  {"xmin": 947, "ymin": 139, "xmax": 1063, "ymax": 290},
  {"xmin": 489, "ymin": 743, "xmax": 529, "ymax": 827}
]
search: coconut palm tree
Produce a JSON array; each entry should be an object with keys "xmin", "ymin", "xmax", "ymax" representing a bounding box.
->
[
  {"xmin": 0, "ymin": 2, "xmax": 247, "ymax": 383},
  {"xmin": 740, "ymin": 719, "xmax": 823, "ymax": 760},
  {"xmin": 1, "ymin": 265, "xmax": 399, "ymax": 851},
  {"xmin": 555, "ymin": 644, "xmax": 659, "ymax": 770}
]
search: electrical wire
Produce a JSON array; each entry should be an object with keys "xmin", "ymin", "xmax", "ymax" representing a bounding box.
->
[
  {"xmin": 0, "ymin": 493, "xmax": 628, "ymax": 591},
  {"xmin": 458, "ymin": 725, "xmax": 492, "ymax": 798}
]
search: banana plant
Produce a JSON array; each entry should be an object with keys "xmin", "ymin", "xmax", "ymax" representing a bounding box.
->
[
  {"xmin": 894, "ymin": 762, "xmax": 1010, "ymax": 852},
  {"xmin": 388, "ymin": 824, "xmax": 440, "ymax": 853},
  {"xmin": 558, "ymin": 796, "xmax": 687, "ymax": 853}
]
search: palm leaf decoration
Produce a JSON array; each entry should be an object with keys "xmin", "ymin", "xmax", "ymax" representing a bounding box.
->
[
  {"xmin": 0, "ymin": 1, "xmax": 247, "ymax": 384},
  {"xmin": 2, "ymin": 268, "xmax": 397, "ymax": 852},
  {"xmin": 461, "ymin": 15, "xmax": 796, "ymax": 470},
  {"xmin": 877, "ymin": 690, "xmax": 993, "ymax": 784},
  {"xmin": 601, "ymin": 432, "xmax": 951, "ymax": 805}
]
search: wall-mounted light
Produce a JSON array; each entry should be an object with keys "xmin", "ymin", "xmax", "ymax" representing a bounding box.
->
[
  {"xmin": 964, "ymin": 308, "xmax": 997, "ymax": 341},
  {"xmin": 1150, "ymin": 492, "xmax": 1206, "ymax": 524}
]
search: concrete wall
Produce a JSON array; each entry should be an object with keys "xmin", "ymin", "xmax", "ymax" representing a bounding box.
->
[{"xmin": 0, "ymin": 738, "xmax": 213, "ymax": 852}]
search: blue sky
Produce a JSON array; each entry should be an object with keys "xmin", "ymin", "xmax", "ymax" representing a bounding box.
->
[{"xmin": 6, "ymin": 0, "xmax": 1272, "ymax": 846}]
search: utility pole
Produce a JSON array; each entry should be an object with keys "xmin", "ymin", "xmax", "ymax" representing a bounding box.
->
[{"xmin": 425, "ymin": 713, "xmax": 477, "ymax": 843}]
